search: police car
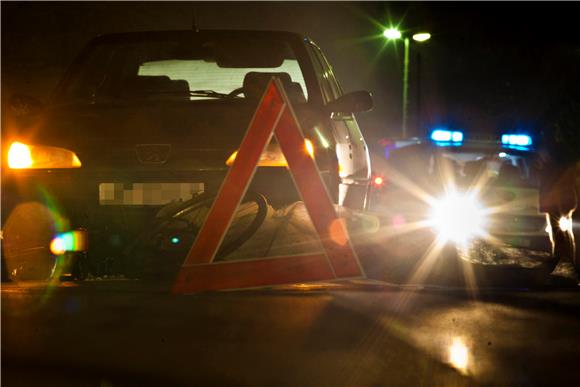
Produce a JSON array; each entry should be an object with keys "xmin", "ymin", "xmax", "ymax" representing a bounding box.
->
[{"xmin": 370, "ymin": 129, "xmax": 551, "ymax": 263}]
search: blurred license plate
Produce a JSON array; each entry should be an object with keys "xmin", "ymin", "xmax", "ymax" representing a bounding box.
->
[{"xmin": 99, "ymin": 182, "xmax": 204, "ymax": 205}]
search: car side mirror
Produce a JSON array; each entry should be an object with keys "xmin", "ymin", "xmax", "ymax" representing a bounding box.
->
[
  {"xmin": 9, "ymin": 94, "xmax": 44, "ymax": 117},
  {"xmin": 325, "ymin": 91, "xmax": 373, "ymax": 114}
]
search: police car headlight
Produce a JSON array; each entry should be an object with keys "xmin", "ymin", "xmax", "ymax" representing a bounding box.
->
[
  {"xmin": 429, "ymin": 192, "xmax": 486, "ymax": 244},
  {"xmin": 8, "ymin": 142, "xmax": 81, "ymax": 169}
]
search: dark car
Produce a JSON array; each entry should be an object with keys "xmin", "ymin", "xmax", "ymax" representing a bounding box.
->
[{"xmin": 1, "ymin": 30, "xmax": 373, "ymax": 280}]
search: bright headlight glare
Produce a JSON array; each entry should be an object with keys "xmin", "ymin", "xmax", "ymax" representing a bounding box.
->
[
  {"xmin": 430, "ymin": 193, "xmax": 486, "ymax": 244},
  {"xmin": 559, "ymin": 216, "xmax": 572, "ymax": 233},
  {"xmin": 8, "ymin": 142, "xmax": 81, "ymax": 169}
]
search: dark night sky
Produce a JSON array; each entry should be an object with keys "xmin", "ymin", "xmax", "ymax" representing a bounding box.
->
[{"xmin": 2, "ymin": 2, "xmax": 579, "ymax": 151}]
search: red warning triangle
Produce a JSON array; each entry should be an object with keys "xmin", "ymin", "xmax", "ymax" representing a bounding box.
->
[{"xmin": 173, "ymin": 78, "xmax": 364, "ymax": 294}]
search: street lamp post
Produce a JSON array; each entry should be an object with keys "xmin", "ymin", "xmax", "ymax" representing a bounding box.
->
[
  {"xmin": 416, "ymin": 50, "xmax": 422, "ymax": 137},
  {"xmin": 402, "ymin": 37, "xmax": 410, "ymax": 138},
  {"xmin": 383, "ymin": 28, "xmax": 431, "ymax": 138}
]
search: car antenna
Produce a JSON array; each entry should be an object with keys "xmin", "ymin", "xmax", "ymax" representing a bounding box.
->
[{"xmin": 191, "ymin": 7, "xmax": 199, "ymax": 32}]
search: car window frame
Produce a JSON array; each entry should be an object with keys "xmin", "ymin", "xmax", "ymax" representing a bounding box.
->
[
  {"xmin": 51, "ymin": 32, "xmax": 323, "ymax": 106},
  {"xmin": 304, "ymin": 41, "xmax": 338, "ymax": 105},
  {"xmin": 310, "ymin": 42, "xmax": 344, "ymax": 100}
]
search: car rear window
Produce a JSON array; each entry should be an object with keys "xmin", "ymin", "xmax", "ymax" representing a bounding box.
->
[
  {"xmin": 56, "ymin": 35, "xmax": 310, "ymax": 104},
  {"xmin": 137, "ymin": 59, "xmax": 308, "ymax": 100}
]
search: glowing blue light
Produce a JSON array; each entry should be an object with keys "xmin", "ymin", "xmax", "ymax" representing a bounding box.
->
[
  {"xmin": 170, "ymin": 236, "xmax": 181, "ymax": 245},
  {"xmin": 499, "ymin": 152, "xmax": 507, "ymax": 158},
  {"xmin": 431, "ymin": 129, "xmax": 452, "ymax": 142},
  {"xmin": 517, "ymin": 135, "xmax": 532, "ymax": 146},
  {"xmin": 431, "ymin": 129, "xmax": 464, "ymax": 144},
  {"xmin": 452, "ymin": 131, "xmax": 464, "ymax": 142},
  {"xmin": 501, "ymin": 134, "xmax": 532, "ymax": 147}
]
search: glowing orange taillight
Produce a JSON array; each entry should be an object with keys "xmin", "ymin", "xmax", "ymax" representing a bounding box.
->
[
  {"xmin": 8, "ymin": 141, "xmax": 82, "ymax": 169},
  {"xmin": 226, "ymin": 138, "xmax": 315, "ymax": 167}
]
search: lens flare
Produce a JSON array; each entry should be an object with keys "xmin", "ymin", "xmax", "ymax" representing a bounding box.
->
[
  {"xmin": 304, "ymin": 138, "xmax": 315, "ymax": 158},
  {"xmin": 314, "ymin": 127, "xmax": 330, "ymax": 149},
  {"xmin": 225, "ymin": 150, "xmax": 238, "ymax": 166},
  {"xmin": 430, "ymin": 192, "xmax": 486, "ymax": 244},
  {"xmin": 49, "ymin": 231, "xmax": 88, "ymax": 255},
  {"xmin": 49, "ymin": 237, "xmax": 66, "ymax": 255},
  {"xmin": 329, "ymin": 219, "xmax": 348, "ymax": 246},
  {"xmin": 449, "ymin": 337, "xmax": 469, "ymax": 373}
]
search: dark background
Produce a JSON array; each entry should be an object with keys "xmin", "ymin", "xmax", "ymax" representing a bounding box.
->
[{"xmin": 2, "ymin": 2, "xmax": 580, "ymax": 151}]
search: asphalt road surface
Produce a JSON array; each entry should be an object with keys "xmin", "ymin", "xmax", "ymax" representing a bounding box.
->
[
  {"xmin": 2, "ymin": 273, "xmax": 579, "ymax": 386},
  {"xmin": 3, "ymin": 204, "xmax": 579, "ymax": 386}
]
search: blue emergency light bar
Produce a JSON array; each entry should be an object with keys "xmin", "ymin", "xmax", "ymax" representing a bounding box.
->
[
  {"xmin": 501, "ymin": 134, "xmax": 532, "ymax": 147},
  {"xmin": 430, "ymin": 129, "xmax": 464, "ymax": 145}
]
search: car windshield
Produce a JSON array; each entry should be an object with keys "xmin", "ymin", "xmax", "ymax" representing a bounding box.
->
[
  {"xmin": 439, "ymin": 149, "xmax": 539, "ymax": 189},
  {"xmin": 386, "ymin": 144, "xmax": 540, "ymax": 191},
  {"xmin": 55, "ymin": 34, "xmax": 309, "ymax": 104}
]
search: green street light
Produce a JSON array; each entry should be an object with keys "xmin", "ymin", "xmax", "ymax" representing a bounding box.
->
[
  {"xmin": 383, "ymin": 28, "xmax": 431, "ymax": 138},
  {"xmin": 383, "ymin": 28, "xmax": 402, "ymax": 40},
  {"xmin": 412, "ymin": 32, "xmax": 431, "ymax": 42}
]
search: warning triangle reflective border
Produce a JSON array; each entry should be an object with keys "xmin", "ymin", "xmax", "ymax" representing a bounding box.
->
[{"xmin": 173, "ymin": 77, "xmax": 364, "ymax": 294}]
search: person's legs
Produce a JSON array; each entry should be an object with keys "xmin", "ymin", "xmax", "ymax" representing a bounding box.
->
[{"xmin": 548, "ymin": 210, "xmax": 578, "ymax": 280}]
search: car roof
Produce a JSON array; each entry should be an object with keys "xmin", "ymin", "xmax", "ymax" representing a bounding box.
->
[{"xmin": 90, "ymin": 29, "xmax": 308, "ymax": 44}]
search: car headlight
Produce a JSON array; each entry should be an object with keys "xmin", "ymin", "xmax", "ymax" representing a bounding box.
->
[
  {"xmin": 7, "ymin": 141, "xmax": 81, "ymax": 169},
  {"xmin": 429, "ymin": 192, "xmax": 486, "ymax": 244}
]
